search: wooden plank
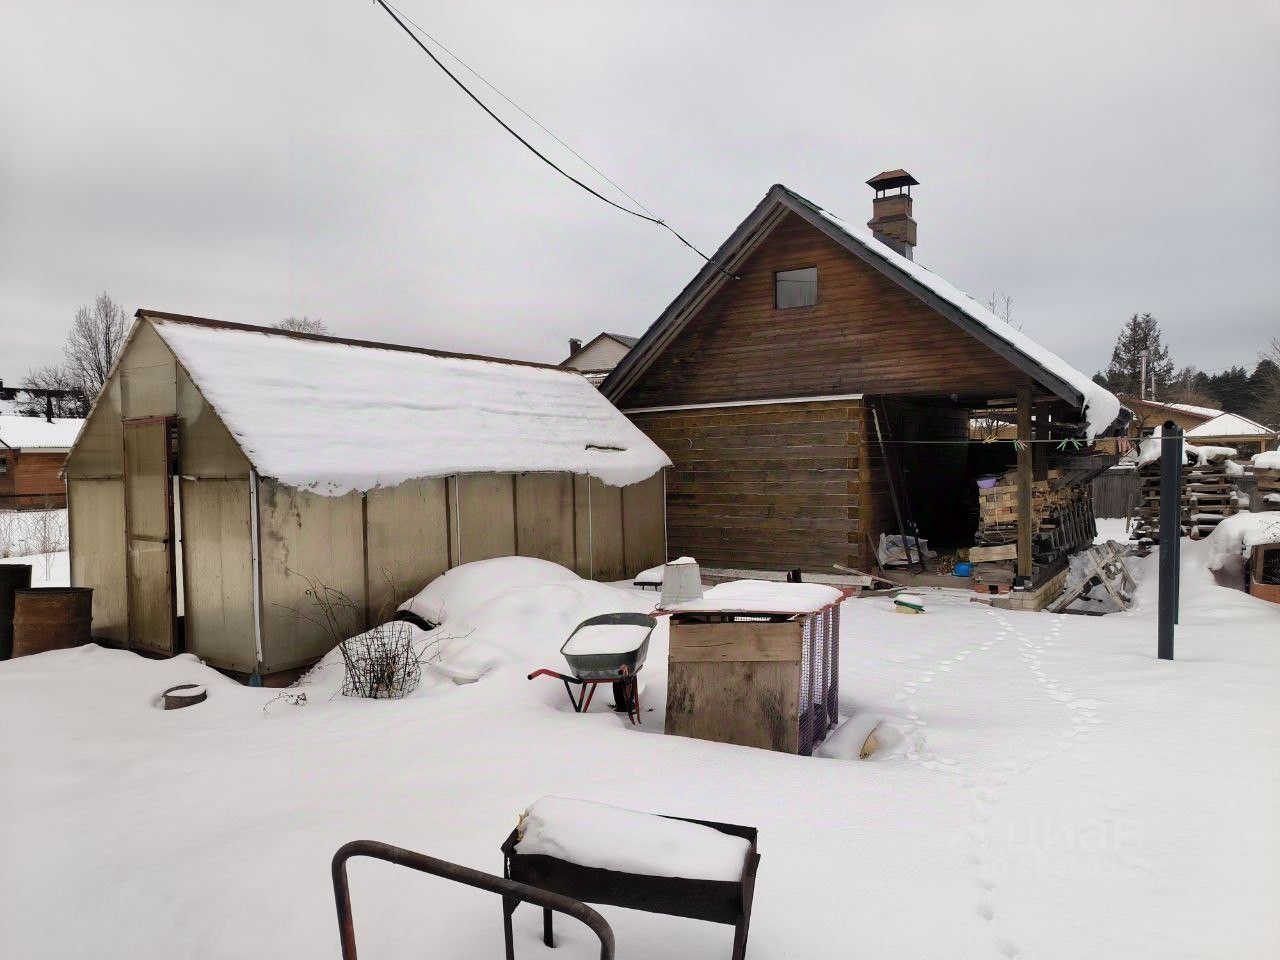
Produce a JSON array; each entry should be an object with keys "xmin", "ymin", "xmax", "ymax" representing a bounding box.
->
[
  {"xmin": 969, "ymin": 543, "xmax": 1018, "ymax": 562},
  {"xmin": 668, "ymin": 620, "xmax": 802, "ymax": 663},
  {"xmin": 666, "ymin": 659, "xmax": 801, "ymax": 753}
]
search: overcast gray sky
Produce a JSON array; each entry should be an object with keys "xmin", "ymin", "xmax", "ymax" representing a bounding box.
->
[{"xmin": 3, "ymin": 1, "xmax": 1277, "ymax": 381}]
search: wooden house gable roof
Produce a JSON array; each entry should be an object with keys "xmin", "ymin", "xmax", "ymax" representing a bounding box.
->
[{"xmin": 603, "ymin": 185, "xmax": 1122, "ymax": 437}]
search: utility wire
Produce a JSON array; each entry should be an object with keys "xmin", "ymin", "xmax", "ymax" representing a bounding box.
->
[
  {"xmin": 385, "ymin": 1, "xmax": 656, "ymax": 219},
  {"xmin": 369, "ymin": 0, "xmax": 736, "ymax": 278}
]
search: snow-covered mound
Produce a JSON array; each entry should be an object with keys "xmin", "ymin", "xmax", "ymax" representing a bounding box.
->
[
  {"xmin": 1205, "ymin": 513, "xmax": 1280, "ymax": 574},
  {"xmin": 300, "ymin": 557, "xmax": 654, "ymax": 696},
  {"xmin": 516, "ymin": 796, "xmax": 751, "ymax": 880},
  {"xmin": 1252, "ymin": 450, "xmax": 1280, "ymax": 471}
]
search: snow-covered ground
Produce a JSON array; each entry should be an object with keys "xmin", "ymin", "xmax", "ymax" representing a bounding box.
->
[
  {"xmin": 0, "ymin": 550, "xmax": 69, "ymax": 587},
  {"xmin": 1, "ymin": 507, "xmax": 69, "ymax": 586},
  {"xmin": 1, "ymin": 544, "xmax": 1278, "ymax": 959}
]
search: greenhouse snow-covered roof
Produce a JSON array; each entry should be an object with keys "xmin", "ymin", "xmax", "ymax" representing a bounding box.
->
[{"xmin": 145, "ymin": 313, "xmax": 670, "ymax": 496}]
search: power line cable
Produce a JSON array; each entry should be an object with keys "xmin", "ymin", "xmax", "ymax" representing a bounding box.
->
[
  {"xmin": 385, "ymin": 1, "xmax": 656, "ymax": 219},
  {"xmin": 369, "ymin": 0, "xmax": 736, "ymax": 277}
]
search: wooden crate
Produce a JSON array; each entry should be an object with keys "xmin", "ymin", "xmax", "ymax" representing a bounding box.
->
[
  {"xmin": 666, "ymin": 605, "xmax": 839, "ymax": 755},
  {"xmin": 1250, "ymin": 543, "xmax": 1280, "ymax": 604}
]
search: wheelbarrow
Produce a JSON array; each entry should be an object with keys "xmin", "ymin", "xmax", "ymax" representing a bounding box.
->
[{"xmin": 528, "ymin": 612, "xmax": 656, "ymax": 724}]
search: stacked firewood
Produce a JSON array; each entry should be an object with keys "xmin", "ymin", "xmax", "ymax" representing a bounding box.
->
[
  {"xmin": 971, "ymin": 469, "xmax": 1097, "ymax": 589},
  {"xmin": 975, "ymin": 474, "xmax": 1048, "ymax": 546},
  {"xmin": 976, "ymin": 470, "xmax": 1094, "ymax": 550}
]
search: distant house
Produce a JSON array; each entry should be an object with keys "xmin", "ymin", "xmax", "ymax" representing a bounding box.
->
[
  {"xmin": 560, "ymin": 332, "xmax": 639, "ymax": 385},
  {"xmin": 65, "ymin": 312, "xmax": 668, "ymax": 680},
  {"xmin": 0, "ymin": 415, "xmax": 83, "ymax": 510},
  {"xmin": 1113, "ymin": 396, "xmax": 1277, "ymax": 458},
  {"xmin": 1115, "ymin": 396, "xmax": 1219, "ymax": 436},
  {"xmin": 603, "ymin": 172, "xmax": 1126, "ymax": 586},
  {"xmin": 1185, "ymin": 413, "xmax": 1277, "ymax": 459}
]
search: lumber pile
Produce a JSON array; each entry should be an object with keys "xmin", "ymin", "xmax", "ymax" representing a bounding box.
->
[
  {"xmin": 1256, "ymin": 469, "xmax": 1280, "ymax": 511},
  {"xmin": 1133, "ymin": 448, "xmax": 1246, "ymax": 542},
  {"xmin": 1183, "ymin": 458, "xmax": 1238, "ymax": 539},
  {"xmin": 971, "ymin": 469, "xmax": 1098, "ymax": 587},
  {"xmin": 1132, "ymin": 462, "xmax": 1183, "ymax": 545}
]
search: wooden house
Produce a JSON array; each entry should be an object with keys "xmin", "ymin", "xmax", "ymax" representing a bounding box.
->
[
  {"xmin": 602, "ymin": 173, "xmax": 1125, "ymax": 588},
  {"xmin": 1106, "ymin": 398, "xmax": 1276, "ymax": 458},
  {"xmin": 1185, "ymin": 413, "xmax": 1277, "ymax": 459},
  {"xmin": 65, "ymin": 312, "xmax": 668, "ymax": 681},
  {"xmin": 560, "ymin": 332, "xmax": 639, "ymax": 386},
  {"xmin": 1114, "ymin": 396, "xmax": 1219, "ymax": 437},
  {"xmin": 0, "ymin": 415, "xmax": 83, "ymax": 510}
]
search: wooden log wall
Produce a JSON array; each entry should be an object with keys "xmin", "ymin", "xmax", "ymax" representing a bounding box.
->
[
  {"xmin": 631, "ymin": 400, "xmax": 861, "ymax": 572},
  {"xmin": 0, "ymin": 451, "xmax": 68, "ymax": 509},
  {"xmin": 616, "ymin": 211, "xmax": 1029, "ymax": 410}
]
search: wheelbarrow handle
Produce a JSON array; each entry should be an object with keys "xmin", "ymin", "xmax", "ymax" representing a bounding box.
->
[{"xmin": 527, "ymin": 668, "xmax": 580, "ymax": 684}]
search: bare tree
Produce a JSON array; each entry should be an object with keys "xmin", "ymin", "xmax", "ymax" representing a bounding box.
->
[
  {"xmin": 64, "ymin": 292, "xmax": 129, "ymax": 398},
  {"xmin": 273, "ymin": 316, "xmax": 329, "ymax": 335},
  {"xmin": 15, "ymin": 364, "xmax": 88, "ymax": 418},
  {"xmin": 16, "ymin": 293, "xmax": 129, "ymax": 415},
  {"xmin": 985, "ymin": 292, "xmax": 1019, "ymax": 331}
]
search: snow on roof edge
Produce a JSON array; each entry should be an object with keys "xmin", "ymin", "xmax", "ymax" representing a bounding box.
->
[
  {"xmin": 150, "ymin": 316, "xmax": 671, "ymax": 495},
  {"xmin": 792, "ymin": 192, "xmax": 1122, "ymax": 439}
]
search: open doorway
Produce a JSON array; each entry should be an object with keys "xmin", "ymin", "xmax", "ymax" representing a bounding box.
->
[{"xmin": 122, "ymin": 416, "xmax": 181, "ymax": 655}]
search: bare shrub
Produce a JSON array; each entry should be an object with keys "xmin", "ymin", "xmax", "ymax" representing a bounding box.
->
[
  {"xmin": 289, "ymin": 570, "xmax": 444, "ymax": 700},
  {"xmin": 336, "ymin": 620, "xmax": 421, "ymax": 699},
  {"xmin": 27, "ymin": 504, "xmax": 66, "ymax": 580},
  {"xmin": 0, "ymin": 511, "xmax": 15, "ymax": 559}
]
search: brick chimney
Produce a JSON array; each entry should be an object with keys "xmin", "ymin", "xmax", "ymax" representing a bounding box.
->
[
  {"xmin": 568, "ymin": 337, "xmax": 583, "ymax": 357},
  {"xmin": 866, "ymin": 169, "xmax": 919, "ymax": 260}
]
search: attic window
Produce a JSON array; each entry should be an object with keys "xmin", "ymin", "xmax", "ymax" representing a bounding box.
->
[{"xmin": 775, "ymin": 267, "xmax": 817, "ymax": 308}]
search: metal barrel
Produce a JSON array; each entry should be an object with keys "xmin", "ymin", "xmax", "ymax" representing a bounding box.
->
[
  {"xmin": 0, "ymin": 564, "xmax": 34, "ymax": 660},
  {"xmin": 12, "ymin": 587, "xmax": 93, "ymax": 658}
]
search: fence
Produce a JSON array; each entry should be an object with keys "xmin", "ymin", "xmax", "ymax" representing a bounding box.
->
[{"xmin": 1092, "ymin": 467, "xmax": 1139, "ymax": 520}]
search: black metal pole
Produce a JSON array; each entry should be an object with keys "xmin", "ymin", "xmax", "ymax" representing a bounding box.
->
[{"xmin": 1158, "ymin": 420, "xmax": 1181, "ymax": 660}]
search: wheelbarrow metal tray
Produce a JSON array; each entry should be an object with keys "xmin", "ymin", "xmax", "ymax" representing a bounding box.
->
[
  {"xmin": 502, "ymin": 817, "xmax": 758, "ymax": 926},
  {"xmin": 559, "ymin": 613, "xmax": 655, "ymax": 682}
]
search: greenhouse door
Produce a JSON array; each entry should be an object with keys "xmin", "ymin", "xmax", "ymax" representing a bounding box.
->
[{"xmin": 123, "ymin": 417, "xmax": 179, "ymax": 656}]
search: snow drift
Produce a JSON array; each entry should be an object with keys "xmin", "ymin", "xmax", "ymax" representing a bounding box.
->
[{"xmin": 299, "ymin": 557, "xmax": 655, "ymax": 697}]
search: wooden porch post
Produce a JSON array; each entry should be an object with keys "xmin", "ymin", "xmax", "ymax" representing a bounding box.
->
[{"xmin": 1016, "ymin": 384, "xmax": 1033, "ymax": 581}]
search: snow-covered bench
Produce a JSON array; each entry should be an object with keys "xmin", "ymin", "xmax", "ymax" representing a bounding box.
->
[{"xmin": 503, "ymin": 797, "xmax": 760, "ymax": 959}]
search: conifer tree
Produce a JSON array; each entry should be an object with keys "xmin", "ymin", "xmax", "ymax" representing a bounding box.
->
[{"xmin": 1102, "ymin": 313, "xmax": 1174, "ymax": 397}]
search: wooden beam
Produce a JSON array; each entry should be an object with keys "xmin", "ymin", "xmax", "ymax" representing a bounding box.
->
[{"xmin": 1017, "ymin": 383, "xmax": 1034, "ymax": 580}]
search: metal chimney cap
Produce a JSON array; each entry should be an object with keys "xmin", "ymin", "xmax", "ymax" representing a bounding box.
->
[{"xmin": 866, "ymin": 169, "xmax": 919, "ymax": 190}]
